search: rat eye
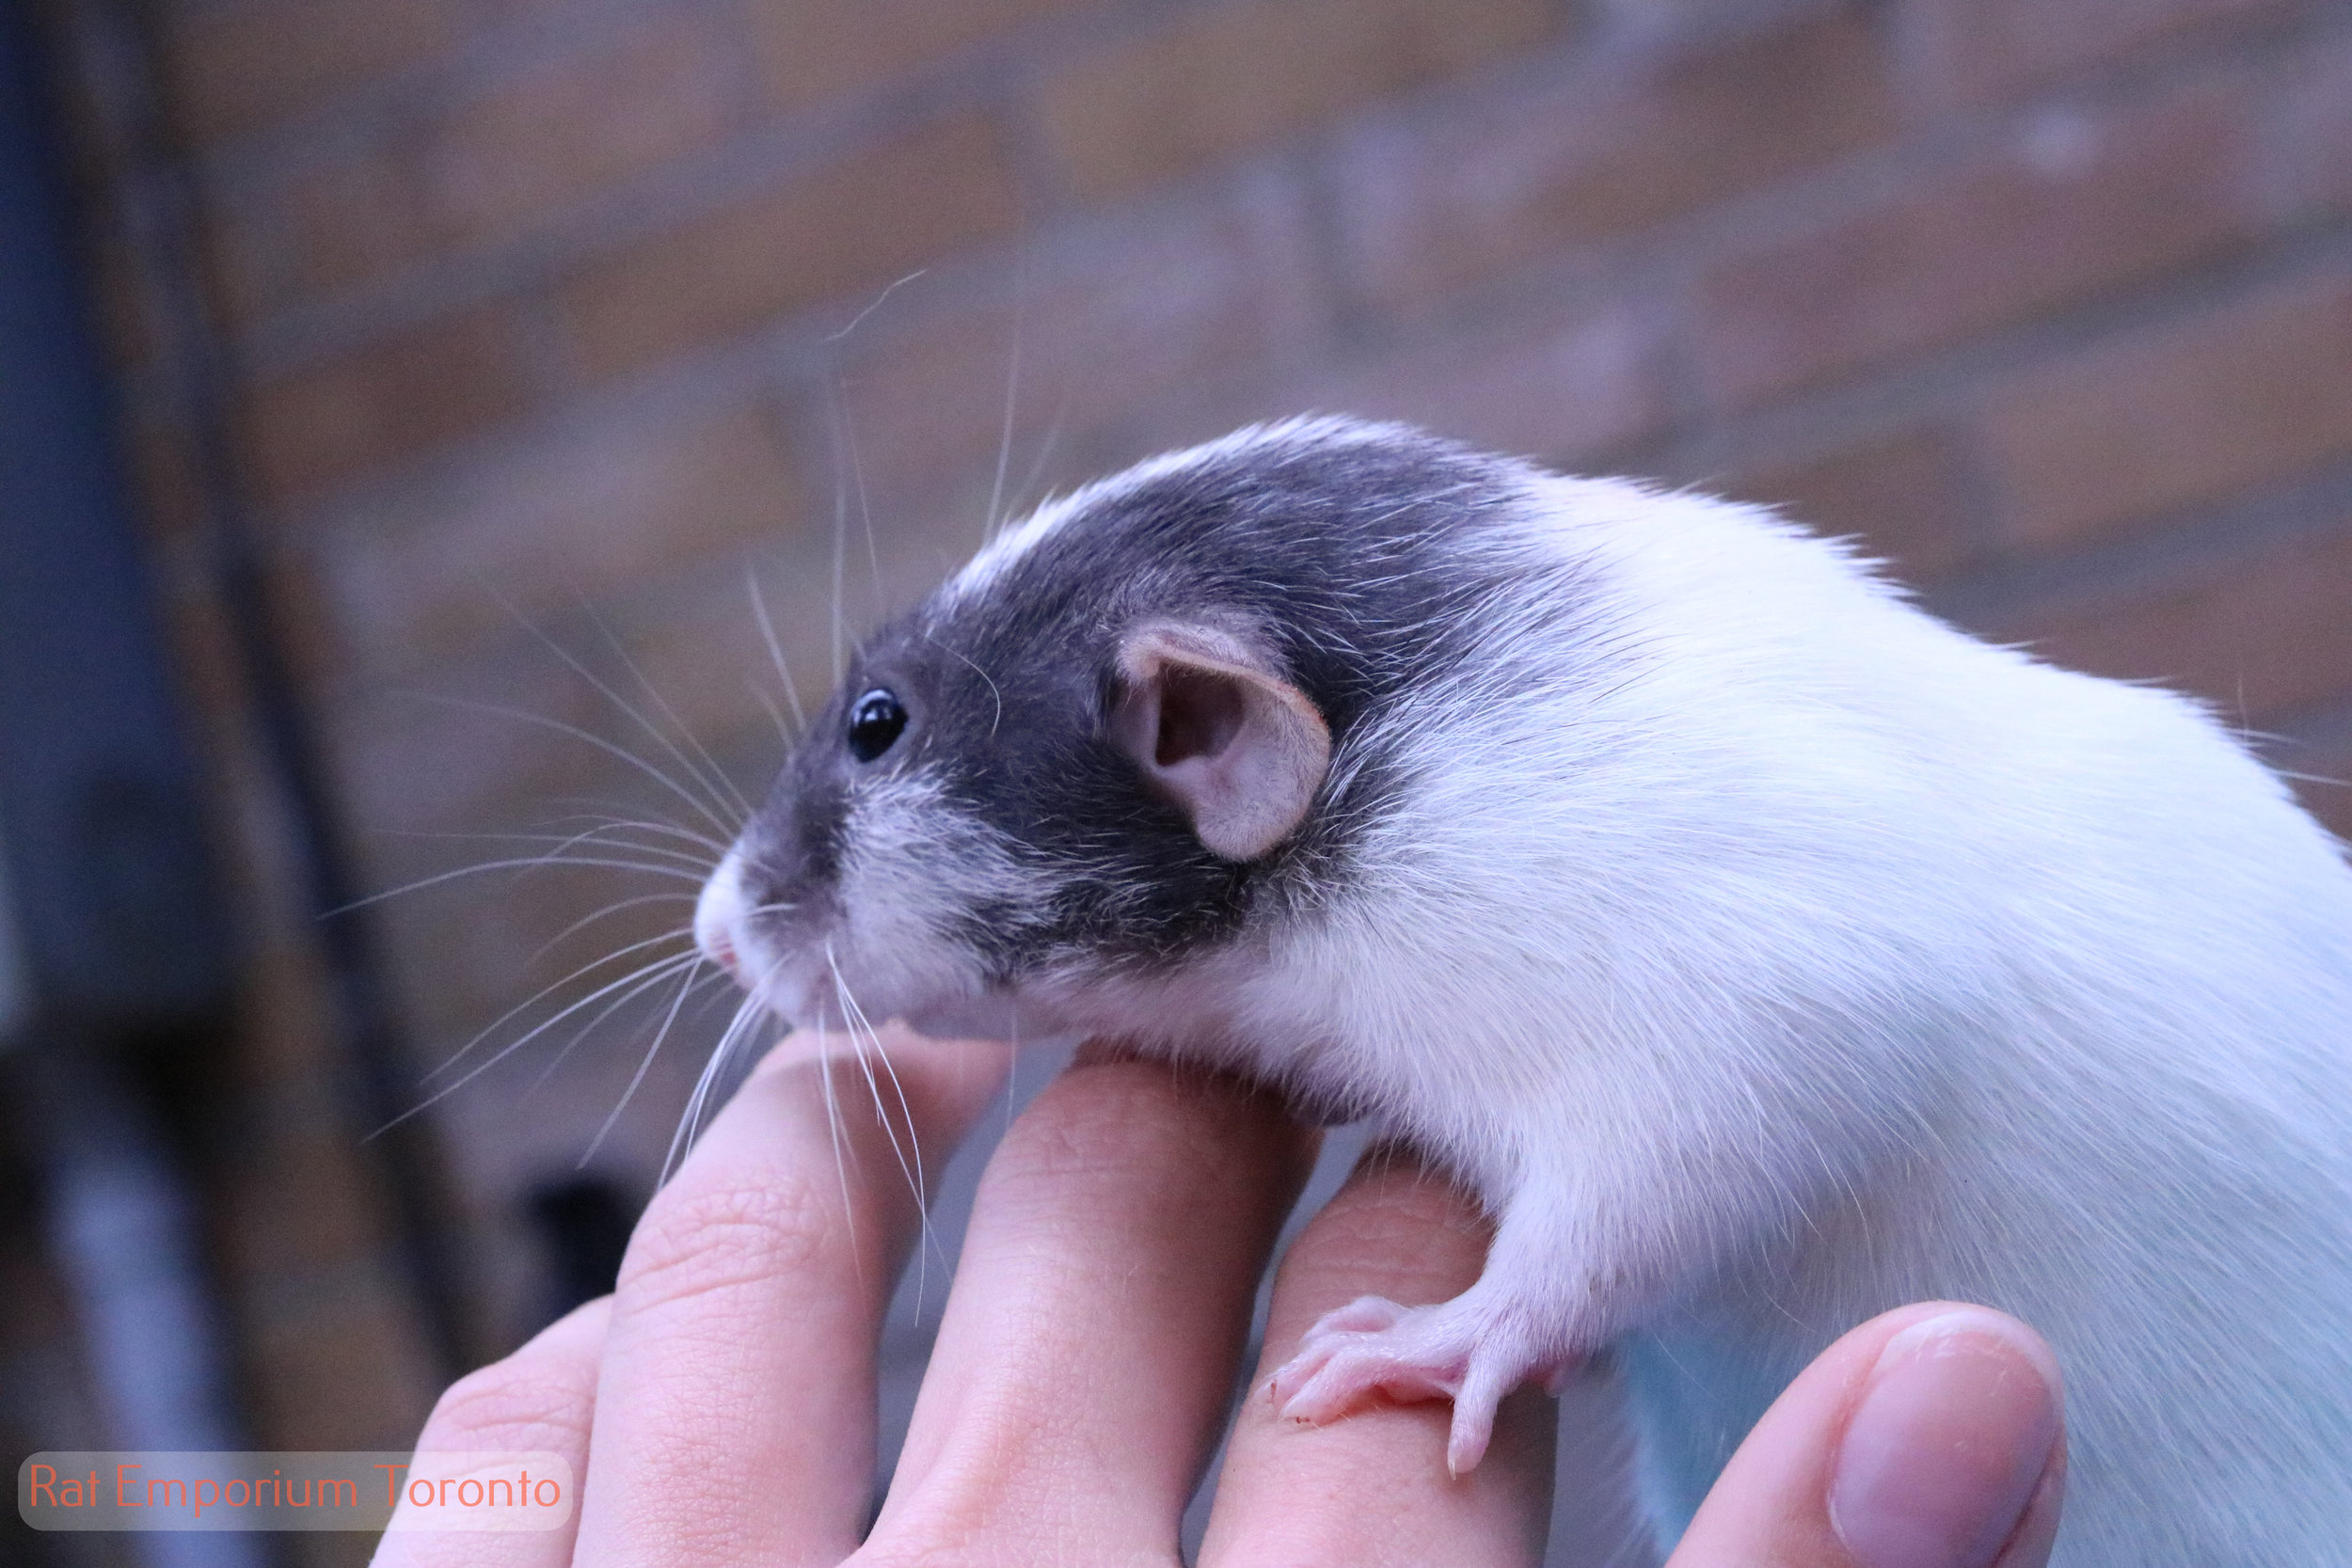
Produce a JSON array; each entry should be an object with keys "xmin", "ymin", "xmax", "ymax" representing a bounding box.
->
[{"xmin": 846, "ymin": 689, "xmax": 908, "ymax": 762}]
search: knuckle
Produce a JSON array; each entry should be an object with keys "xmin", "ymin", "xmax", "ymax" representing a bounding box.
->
[
  {"xmin": 616, "ymin": 1172, "xmax": 843, "ymax": 1311},
  {"xmin": 423, "ymin": 1361, "xmax": 591, "ymax": 1453}
]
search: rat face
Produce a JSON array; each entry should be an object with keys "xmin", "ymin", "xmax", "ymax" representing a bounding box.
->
[{"xmin": 693, "ymin": 419, "xmax": 1531, "ymax": 1038}]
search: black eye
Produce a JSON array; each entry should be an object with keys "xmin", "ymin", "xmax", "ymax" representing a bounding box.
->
[{"xmin": 846, "ymin": 689, "xmax": 908, "ymax": 762}]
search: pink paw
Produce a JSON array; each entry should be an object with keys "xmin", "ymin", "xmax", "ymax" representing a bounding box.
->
[{"xmin": 1266, "ymin": 1295, "xmax": 1565, "ymax": 1476}]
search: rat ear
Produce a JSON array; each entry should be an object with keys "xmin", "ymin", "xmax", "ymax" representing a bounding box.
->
[{"xmin": 1110, "ymin": 624, "xmax": 1331, "ymax": 861}]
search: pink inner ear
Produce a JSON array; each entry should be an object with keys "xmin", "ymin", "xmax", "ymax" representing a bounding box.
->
[
  {"xmin": 1112, "ymin": 622, "xmax": 1333, "ymax": 861},
  {"xmin": 1153, "ymin": 668, "xmax": 1247, "ymax": 766}
]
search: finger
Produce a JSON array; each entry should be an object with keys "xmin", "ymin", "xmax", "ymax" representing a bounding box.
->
[
  {"xmin": 870, "ymin": 1053, "xmax": 1316, "ymax": 1564},
  {"xmin": 372, "ymin": 1296, "xmax": 610, "ymax": 1568},
  {"xmin": 1200, "ymin": 1145, "xmax": 1556, "ymax": 1568},
  {"xmin": 570, "ymin": 1026, "xmax": 1011, "ymax": 1568},
  {"xmin": 1670, "ymin": 1301, "xmax": 2065, "ymax": 1568}
]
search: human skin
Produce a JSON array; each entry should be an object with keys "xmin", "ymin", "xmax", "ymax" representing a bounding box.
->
[{"xmin": 373, "ymin": 1031, "xmax": 2065, "ymax": 1568}]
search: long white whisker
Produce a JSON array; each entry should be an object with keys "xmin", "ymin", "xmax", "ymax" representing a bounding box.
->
[
  {"xmin": 834, "ymin": 390, "xmax": 884, "ymax": 625},
  {"xmin": 531, "ymin": 806, "xmax": 733, "ymax": 857},
  {"xmin": 662, "ymin": 999, "xmax": 740, "ymax": 1177},
  {"xmin": 854, "ymin": 990, "xmax": 943, "ymax": 1305},
  {"xmin": 578, "ymin": 601, "xmax": 755, "ymax": 825},
  {"xmin": 826, "ymin": 385, "xmax": 850, "ymax": 685},
  {"xmin": 336, "ymin": 854, "xmax": 706, "ymax": 916},
  {"xmin": 427, "ymin": 934, "xmax": 702, "ymax": 1083},
  {"xmin": 987, "ymin": 247, "xmax": 1028, "ymax": 540},
  {"xmin": 661, "ymin": 990, "xmax": 771, "ymax": 1185},
  {"xmin": 418, "ymin": 694, "xmax": 739, "ymax": 843},
  {"xmin": 405, "ymin": 822, "xmax": 723, "ymax": 869},
  {"xmin": 828, "ymin": 950, "xmax": 931, "ymax": 1312},
  {"xmin": 828, "ymin": 958, "xmax": 918, "ymax": 1196},
  {"xmin": 814, "ymin": 1016, "xmax": 861, "ymax": 1278},
  {"xmin": 745, "ymin": 567, "xmax": 808, "ymax": 733},
  {"xmin": 411, "ymin": 819, "xmax": 720, "ymax": 875},
  {"xmin": 505, "ymin": 595, "xmax": 744, "ymax": 833},
  {"xmin": 499, "ymin": 834, "xmax": 716, "ymax": 875},
  {"xmin": 582, "ymin": 956, "xmax": 709, "ymax": 1166},
  {"xmin": 372, "ymin": 950, "xmax": 706, "ymax": 1135},
  {"xmin": 754, "ymin": 686, "xmax": 794, "ymax": 747},
  {"xmin": 528, "ymin": 893, "xmax": 700, "ymax": 969},
  {"xmin": 1006, "ymin": 398, "xmax": 1070, "ymax": 527},
  {"xmin": 824, "ymin": 267, "xmax": 926, "ymax": 344},
  {"xmin": 525, "ymin": 954, "xmax": 723, "ymax": 1096}
]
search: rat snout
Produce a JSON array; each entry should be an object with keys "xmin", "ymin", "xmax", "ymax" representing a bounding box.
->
[{"xmin": 693, "ymin": 851, "xmax": 749, "ymax": 985}]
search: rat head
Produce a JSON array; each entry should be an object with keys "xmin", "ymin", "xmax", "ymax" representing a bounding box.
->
[{"xmin": 693, "ymin": 419, "xmax": 1524, "ymax": 1037}]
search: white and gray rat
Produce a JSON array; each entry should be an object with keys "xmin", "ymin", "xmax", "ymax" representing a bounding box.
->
[{"xmin": 693, "ymin": 417, "xmax": 2352, "ymax": 1564}]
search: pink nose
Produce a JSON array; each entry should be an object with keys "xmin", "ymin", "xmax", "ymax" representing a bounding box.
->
[
  {"xmin": 701, "ymin": 922, "xmax": 739, "ymax": 980},
  {"xmin": 693, "ymin": 858, "xmax": 748, "ymax": 983}
]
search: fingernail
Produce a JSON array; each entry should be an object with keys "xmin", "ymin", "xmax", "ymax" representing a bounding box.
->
[{"xmin": 1828, "ymin": 1307, "xmax": 2061, "ymax": 1568}]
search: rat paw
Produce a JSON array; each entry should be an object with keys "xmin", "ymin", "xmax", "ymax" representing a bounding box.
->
[{"xmin": 1267, "ymin": 1295, "xmax": 1563, "ymax": 1476}]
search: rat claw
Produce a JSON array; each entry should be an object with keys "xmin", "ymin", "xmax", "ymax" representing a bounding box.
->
[
  {"xmin": 1267, "ymin": 1294, "xmax": 1410, "ymax": 1407},
  {"xmin": 1266, "ymin": 1297, "xmax": 1557, "ymax": 1476},
  {"xmin": 1280, "ymin": 1341, "xmax": 1464, "ymax": 1425},
  {"xmin": 1444, "ymin": 1354, "xmax": 1518, "ymax": 1477}
]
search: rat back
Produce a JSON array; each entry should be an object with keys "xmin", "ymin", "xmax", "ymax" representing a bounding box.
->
[{"xmin": 1228, "ymin": 473, "xmax": 2352, "ymax": 1564}]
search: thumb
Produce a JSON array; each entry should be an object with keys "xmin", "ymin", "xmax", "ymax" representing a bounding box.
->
[{"xmin": 1667, "ymin": 1302, "xmax": 2065, "ymax": 1568}]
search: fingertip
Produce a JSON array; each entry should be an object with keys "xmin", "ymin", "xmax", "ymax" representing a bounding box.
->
[
  {"xmin": 1828, "ymin": 1307, "xmax": 2062, "ymax": 1568},
  {"xmin": 1668, "ymin": 1303, "xmax": 2065, "ymax": 1568}
]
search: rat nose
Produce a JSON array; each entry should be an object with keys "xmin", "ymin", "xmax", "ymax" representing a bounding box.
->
[{"xmin": 694, "ymin": 853, "xmax": 748, "ymax": 983}]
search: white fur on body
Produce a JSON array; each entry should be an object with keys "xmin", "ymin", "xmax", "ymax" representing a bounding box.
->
[
  {"xmin": 1038, "ymin": 476, "xmax": 2352, "ymax": 1562},
  {"xmin": 711, "ymin": 436, "xmax": 2352, "ymax": 1564}
]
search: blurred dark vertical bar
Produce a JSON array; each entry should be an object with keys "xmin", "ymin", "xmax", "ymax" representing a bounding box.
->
[
  {"xmin": 0, "ymin": 0, "xmax": 471, "ymax": 1396},
  {"xmin": 0, "ymin": 8, "xmax": 265, "ymax": 1568},
  {"xmin": 0, "ymin": 1, "xmax": 228, "ymax": 1033}
]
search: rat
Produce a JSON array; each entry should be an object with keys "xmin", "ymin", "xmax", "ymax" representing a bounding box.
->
[{"xmin": 692, "ymin": 416, "xmax": 2352, "ymax": 1565}]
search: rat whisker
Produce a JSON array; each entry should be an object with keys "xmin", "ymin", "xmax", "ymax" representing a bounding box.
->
[
  {"xmin": 529, "ymin": 597, "xmax": 747, "ymax": 832},
  {"xmin": 405, "ymin": 818, "xmax": 724, "ymax": 865},
  {"xmin": 527, "ymin": 893, "xmax": 699, "ymax": 969},
  {"xmin": 427, "ymin": 932, "xmax": 704, "ymax": 1083},
  {"xmin": 1003, "ymin": 395, "xmax": 1069, "ymax": 534},
  {"xmin": 828, "ymin": 959, "xmax": 915, "ymax": 1197},
  {"xmin": 524, "ymin": 952, "xmax": 725, "ymax": 1100},
  {"xmin": 824, "ymin": 267, "xmax": 927, "ymax": 344},
  {"xmin": 419, "ymin": 694, "xmax": 740, "ymax": 843},
  {"xmin": 581, "ymin": 956, "xmax": 711, "ymax": 1166},
  {"xmin": 827, "ymin": 953, "xmax": 933, "ymax": 1310},
  {"xmin": 578, "ymin": 600, "xmax": 755, "ymax": 825},
  {"xmin": 833, "ymin": 388, "xmax": 884, "ymax": 627},
  {"xmin": 371, "ymin": 949, "xmax": 706, "ymax": 1137},
  {"xmin": 335, "ymin": 854, "xmax": 707, "ymax": 917},
  {"xmin": 411, "ymin": 821, "xmax": 719, "ymax": 875},
  {"xmin": 754, "ymin": 685, "xmax": 794, "ymax": 748},
  {"xmin": 745, "ymin": 567, "xmax": 810, "ymax": 734},
  {"xmin": 485, "ymin": 833, "xmax": 717, "ymax": 875},
  {"xmin": 660, "ymin": 989, "xmax": 774, "ymax": 1185},
  {"xmin": 812, "ymin": 1016, "xmax": 862, "ymax": 1279},
  {"xmin": 531, "ymin": 803, "xmax": 734, "ymax": 858},
  {"xmin": 986, "ymin": 248, "xmax": 1028, "ymax": 540},
  {"xmin": 924, "ymin": 633, "xmax": 1003, "ymax": 741},
  {"xmin": 824, "ymin": 383, "xmax": 851, "ymax": 686},
  {"xmin": 482, "ymin": 593, "xmax": 744, "ymax": 834}
]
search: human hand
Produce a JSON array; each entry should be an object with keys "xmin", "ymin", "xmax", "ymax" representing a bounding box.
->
[{"xmin": 374, "ymin": 1032, "xmax": 2063, "ymax": 1567}]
